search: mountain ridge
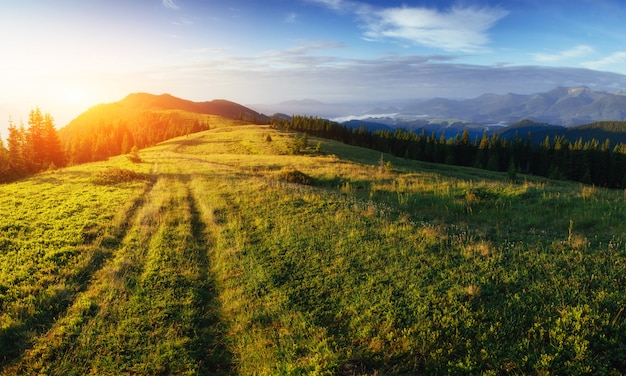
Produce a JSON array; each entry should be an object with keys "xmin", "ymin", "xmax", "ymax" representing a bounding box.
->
[
  {"xmin": 397, "ymin": 86, "xmax": 626, "ymax": 126},
  {"xmin": 58, "ymin": 92, "xmax": 269, "ymax": 165},
  {"xmin": 119, "ymin": 92, "xmax": 269, "ymax": 122}
]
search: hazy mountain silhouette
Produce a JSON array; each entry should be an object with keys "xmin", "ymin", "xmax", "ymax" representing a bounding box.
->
[
  {"xmin": 120, "ymin": 93, "xmax": 269, "ymax": 122},
  {"xmin": 398, "ymin": 86, "xmax": 626, "ymax": 126}
]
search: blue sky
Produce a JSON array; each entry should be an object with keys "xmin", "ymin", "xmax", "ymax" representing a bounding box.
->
[{"xmin": 3, "ymin": 0, "xmax": 626, "ymax": 132}]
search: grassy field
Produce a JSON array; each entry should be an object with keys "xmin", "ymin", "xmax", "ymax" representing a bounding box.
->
[{"xmin": 1, "ymin": 120, "xmax": 625, "ymax": 374}]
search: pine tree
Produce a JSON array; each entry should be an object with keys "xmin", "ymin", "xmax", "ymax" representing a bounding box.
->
[
  {"xmin": 6, "ymin": 121, "xmax": 26, "ymax": 176},
  {"xmin": 24, "ymin": 108, "xmax": 65, "ymax": 171},
  {"xmin": 507, "ymin": 158, "xmax": 517, "ymax": 183},
  {"xmin": 0, "ymin": 137, "xmax": 9, "ymax": 182},
  {"xmin": 27, "ymin": 107, "xmax": 46, "ymax": 171},
  {"xmin": 121, "ymin": 132, "xmax": 132, "ymax": 155},
  {"xmin": 42, "ymin": 112, "xmax": 65, "ymax": 168}
]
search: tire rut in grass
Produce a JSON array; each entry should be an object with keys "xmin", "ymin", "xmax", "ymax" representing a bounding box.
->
[
  {"xmin": 0, "ymin": 178, "xmax": 156, "ymax": 372},
  {"xmin": 1, "ymin": 178, "xmax": 160, "ymax": 375},
  {"xmin": 184, "ymin": 182, "xmax": 233, "ymax": 374},
  {"xmin": 14, "ymin": 176, "xmax": 234, "ymax": 374}
]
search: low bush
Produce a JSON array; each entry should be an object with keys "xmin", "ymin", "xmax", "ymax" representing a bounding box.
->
[
  {"xmin": 92, "ymin": 167, "xmax": 146, "ymax": 185},
  {"xmin": 277, "ymin": 168, "xmax": 315, "ymax": 186},
  {"xmin": 127, "ymin": 146, "xmax": 142, "ymax": 163}
]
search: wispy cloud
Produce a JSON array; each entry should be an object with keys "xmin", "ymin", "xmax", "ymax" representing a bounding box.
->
[
  {"xmin": 185, "ymin": 47, "xmax": 229, "ymax": 55},
  {"xmin": 533, "ymin": 45, "xmax": 594, "ymax": 62},
  {"xmin": 261, "ymin": 41, "xmax": 348, "ymax": 70},
  {"xmin": 581, "ymin": 51, "xmax": 626, "ymax": 75},
  {"xmin": 162, "ymin": 0, "xmax": 179, "ymax": 10},
  {"xmin": 363, "ymin": 6, "xmax": 509, "ymax": 52},
  {"xmin": 171, "ymin": 16, "xmax": 193, "ymax": 26},
  {"xmin": 309, "ymin": 1, "xmax": 508, "ymax": 52},
  {"xmin": 306, "ymin": 0, "xmax": 355, "ymax": 12},
  {"xmin": 283, "ymin": 40, "xmax": 347, "ymax": 54},
  {"xmin": 151, "ymin": 46, "xmax": 626, "ymax": 103},
  {"xmin": 284, "ymin": 12, "xmax": 298, "ymax": 23}
]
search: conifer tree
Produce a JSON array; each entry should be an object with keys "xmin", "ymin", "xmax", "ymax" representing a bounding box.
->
[
  {"xmin": 0, "ymin": 137, "xmax": 9, "ymax": 182},
  {"xmin": 6, "ymin": 121, "xmax": 26, "ymax": 176},
  {"xmin": 26, "ymin": 107, "xmax": 46, "ymax": 171},
  {"xmin": 41, "ymin": 112, "xmax": 65, "ymax": 168},
  {"xmin": 25, "ymin": 108, "xmax": 65, "ymax": 171}
]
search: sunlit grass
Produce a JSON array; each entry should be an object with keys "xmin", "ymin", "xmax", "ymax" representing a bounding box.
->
[{"xmin": 2, "ymin": 119, "xmax": 626, "ymax": 374}]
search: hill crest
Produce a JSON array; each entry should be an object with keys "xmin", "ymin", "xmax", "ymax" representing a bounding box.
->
[
  {"xmin": 119, "ymin": 92, "xmax": 269, "ymax": 122},
  {"xmin": 58, "ymin": 93, "xmax": 269, "ymax": 165}
]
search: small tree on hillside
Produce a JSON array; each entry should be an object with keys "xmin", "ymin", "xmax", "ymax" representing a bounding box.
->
[
  {"xmin": 507, "ymin": 158, "xmax": 517, "ymax": 183},
  {"xmin": 127, "ymin": 145, "xmax": 142, "ymax": 163},
  {"xmin": 290, "ymin": 133, "xmax": 308, "ymax": 155}
]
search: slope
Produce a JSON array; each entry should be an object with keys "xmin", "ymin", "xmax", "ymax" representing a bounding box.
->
[
  {"xmin": 120, "ymin": 92, "xmax": 270, "ymax": 122},
  {"xmin": 1, "ymin": 120, "xmax": 625, "ymax": 375},
  {"xmin": 57, "ymin": 92, "xmax": 269, "ymax": 165}
]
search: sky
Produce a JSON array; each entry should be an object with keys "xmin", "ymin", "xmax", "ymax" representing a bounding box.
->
[{"xmin": 3, "ymin": 0, "xmax": 626, "ymax": 136}]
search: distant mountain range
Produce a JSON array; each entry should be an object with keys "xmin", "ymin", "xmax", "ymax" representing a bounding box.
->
[
  {"xmin": 379, "ymin": 86, "xmax": 626, "ymax": 126},
  {"xmin": 60, "ymin": 89, "xmax": 626, "ymax": 162},
  {"xmin": 252, "ymin": 86, "xmax": 626, "ymax": 128}
]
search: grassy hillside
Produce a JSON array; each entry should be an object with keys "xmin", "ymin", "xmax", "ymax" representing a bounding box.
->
[
  {"xmin": 1, "ymin": 119, "xmax": 626, "ymax": 374},
  {"xmin": 57, "ymin": 92, "xmax": 269, "ymax": 166}
]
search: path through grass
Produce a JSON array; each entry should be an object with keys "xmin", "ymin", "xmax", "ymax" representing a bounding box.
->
[{"xmin": 2, "ymin": 124, "xmax": 626, "ymax": 374}]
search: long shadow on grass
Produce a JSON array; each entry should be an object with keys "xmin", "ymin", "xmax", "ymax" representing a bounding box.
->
[
  {"xmin": 0, "ymin": 178, "xmax": 155, "ymax": 370},
  {"xmin": 186, "ymin": 185, "xmax": 234, "ymax": 374}
]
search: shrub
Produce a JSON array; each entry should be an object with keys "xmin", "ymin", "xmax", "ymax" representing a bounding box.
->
[
  {"xmin": 277, "ymin": 168, "xmax": 314, "ymax": 186},
  {"xmin": 92, "ymin": 167, "xmax": 146, "ymax": 185},
  {"xmin": 290, "ymin": 133, "xmax": 308, "ymax": 155},
  {"xmin": 127, "ymin": 146, "xmax": 142, "ymax": 163}
]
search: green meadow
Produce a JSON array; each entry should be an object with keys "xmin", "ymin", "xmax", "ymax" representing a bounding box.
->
[{"xmin": 1, "ymin": 120, "xmax": 625, "ymax": 375}]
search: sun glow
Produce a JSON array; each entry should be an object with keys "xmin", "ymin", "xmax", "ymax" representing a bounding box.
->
[{"xmin": 57, "ymin": 85, "xmax": 94, "ymax": 106}]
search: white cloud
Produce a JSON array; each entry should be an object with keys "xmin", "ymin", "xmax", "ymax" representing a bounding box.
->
[
  {"xmin": 162, "ymin": 0, "xmax": 179, "ymax": 10},
  {"xmin": 582, "ymin": 51, "xmax": 626, "ymax": 73},
  {"xmin": 364, "ymin": 6, "xmax": 509, "ymax": 52},
  {"xmin": 533, "ymin": 45, "xmax": 594, "ymax": 62},
  {"xmin": 149, "ymin": 41, "xmax": 626, "ymax": 105},
  {"xmin": 309, "ymin": 1, "xmax": 508, "ymax": 52}
]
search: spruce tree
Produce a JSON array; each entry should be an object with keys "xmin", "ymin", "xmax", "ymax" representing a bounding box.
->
[
  {"xmin": 27, "ymin": 107, "xmax": 46, "ymax": 171},
  {"xmin": 42, "ymin": 112, "xmax": 65, "ymax": 168},
  {"xmin": 6, "ymin": 121, "xmax": 26, "ymax": 177},
  {"xmin": 507, "ymin": 158, "xmax": 517, "ymax": 183},
  {"xmin": 0, "ymin": 137, "xmax": 9, "ymax": 182}
]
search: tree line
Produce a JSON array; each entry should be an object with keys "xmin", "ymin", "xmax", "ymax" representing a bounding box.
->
[
  {"xmin": 59, "ymin": 109, "xmax": 211, "ymax": 165},
  {"xmin": 0, "ymin": 108, "xmax": 65, "ymax": 182},
  {"xmin": 4, "ymin": 108, "xmax": 626, "ymax": 187},
  {"xmin": 272, "ymin": 115, "xmax": 626, "ymax": 188},
  {"xmin": 1, "ymin": 108, "xmax": 210, "ymax": 183}
]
